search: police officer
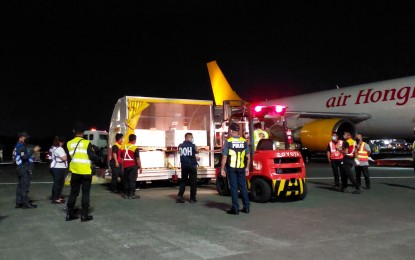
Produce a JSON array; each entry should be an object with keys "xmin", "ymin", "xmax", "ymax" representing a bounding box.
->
[
  {"xmin": 176, "ymin": 133, "xmax": 198, "ymax": 203},
  {"xmin": 14, "ymin": 132, "xmax": 40, "ymax": 209},
  {"xmin": 221, "ymin": 123, "xmax": 250, "ymax": 215},
  {"xmin": 339, "ymin": 131, "xmax": 362, "ymax": 194},
  {"xmin": 354, "ymin": 133, "xmax": 371, "ymax": 189},
  {"xmin": 327, "ymin": 132, "xmax": 343, "ymax": 189},
  {"xmin": 110, "ymin": 133, "xmax": 124, "ymax": 193},
  {"xmin": 121, "ymin": 134, "xmax": 142, "ymax": 199},
  {"xmin": 66, "ymin": 122, "xmax": 99, "ymax": 222}
]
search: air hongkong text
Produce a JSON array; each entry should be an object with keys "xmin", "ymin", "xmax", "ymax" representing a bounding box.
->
[{"xmin": 325, "ymin": 86, "xmax": 415, "ymax": 108}]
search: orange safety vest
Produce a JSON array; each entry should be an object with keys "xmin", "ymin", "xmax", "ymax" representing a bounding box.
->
[
  {"xmin": 357, "ymin": 142, "xmax": 369, "ymax": 161},
  {"xmin": 329, "ymin": 140, "xmax": 344, "ymax": 160},
  {"xmin": 122, "ymin": 143, "xmax": 138, "ymax": 168},
  {"xmin": 111, "ymin": 141, "xmax": 123, "ymax": 163}
]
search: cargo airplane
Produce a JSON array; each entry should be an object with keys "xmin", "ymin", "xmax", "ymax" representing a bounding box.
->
[{"xmin": 207, "ymin": 60, "xmax": 415, "ymax": 152}]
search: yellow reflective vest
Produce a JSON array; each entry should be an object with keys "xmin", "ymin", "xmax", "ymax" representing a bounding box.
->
[
  {"xmin": 253, "ymin": 129, "xmax": 269, "ymax": 150},
  {"xmin": 226, "ymin": 137, "xmax": 248, "ymax": 168},
  {"xmin": 67, "ymin": 137, "xmax": 92, "ymax": 174}
]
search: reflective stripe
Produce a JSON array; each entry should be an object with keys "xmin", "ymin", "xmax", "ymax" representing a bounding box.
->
[
  {"xmin": 345, "ymin": 139, "xmax": 355, "ymax": 157},
  {"xmin": 227, "ymin": 137, "xmax": 247, "ymax": 168},
  {"xmin": 67, "ymin": 137, "xmax": 91, "ymax": 174}
]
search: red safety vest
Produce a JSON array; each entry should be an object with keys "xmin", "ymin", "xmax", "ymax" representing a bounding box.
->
[
  {"xmin": 112, "ymin": 141, "xmax": 123, "ymax": 163},
  {"xmin": 329, "ymin": 140, "xmax": 344, "ymax": 160},
  {"xmin": 345, "ymin": 138, "xmax": 355, "ymax": 158},
  {"xmin": 122, "ymin": 143, "xmax": 138, "ymax": 168},
  {"xmin": 357, "ymin": 142, "xmax": 369, "ymax": 161}
]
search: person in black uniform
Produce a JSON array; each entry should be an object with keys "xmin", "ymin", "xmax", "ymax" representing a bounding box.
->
[
  {"xmin": 14, "ymin": 132, "xmax": 41, "ymax": 209},
  {"xmin": 109, "ymin": 133, "xmax": 124, "ymax": 193},
  {"xmin": 221, "ymin": 123, "xmax": 251, "ymax": 215},
  {"xmin": 176, "ymin": 132, "xmax": 198, "ymax": 203},
  {"xmin": 340, "ymin": 132, "xmax": 362, "ymax": 194}
]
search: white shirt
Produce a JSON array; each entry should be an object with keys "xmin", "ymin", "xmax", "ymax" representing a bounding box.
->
[{"xmin": 50, "ymin": 146, "xmax": 68, "ymax": 169}]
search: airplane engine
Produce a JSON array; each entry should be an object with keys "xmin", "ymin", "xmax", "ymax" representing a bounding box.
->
[{"xmin": 292, "ymin": 118, "xmax": 356, "ymax": 151}]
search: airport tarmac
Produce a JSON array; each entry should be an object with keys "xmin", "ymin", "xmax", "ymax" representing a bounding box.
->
[{"xmin": 1, "ymin": 163, "xmax": 415, "ymax": 260}]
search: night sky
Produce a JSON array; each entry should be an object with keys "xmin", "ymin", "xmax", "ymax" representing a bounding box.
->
[{"xmin": 1, "ymin": 2, "xmax": 415, "ymax": 142}]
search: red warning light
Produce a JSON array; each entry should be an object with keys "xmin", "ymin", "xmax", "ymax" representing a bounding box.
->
[{"xmin": 275, "ymin": 105, "xmax": 286, "ymax": 115}]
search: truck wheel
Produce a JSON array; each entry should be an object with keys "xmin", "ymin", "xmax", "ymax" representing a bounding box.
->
[
  {"xmin": 296, "ymin": 182, "xmax": 307, "ymax": 200},
  {"xmin": 216, "ymin": 176, "xmax": 230, "ymax": 196},
  {"xmin": 250, "ymin": 178, "xmax": 272, "ymax": 203},
  {"xmin": 214, "ymin": 154, "xmax": 222, "ymax": 168}
]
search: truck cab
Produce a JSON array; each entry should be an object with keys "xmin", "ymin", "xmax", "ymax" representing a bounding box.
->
[{"xmin": 83, "ymin": 129, "xmax": 109, "ymax": 167}]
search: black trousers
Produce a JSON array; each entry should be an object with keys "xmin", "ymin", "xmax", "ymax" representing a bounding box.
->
[
  {"xmin": 67, "ymin": 173, "xmax": 92, "ymax": 213},
  {"xmin": 124, "ymin": 166, "xmax": 138, "ymax": 196},
  {"xmin": 110, "ymin": 164, "xmax": 124, "ymax": 191},
  {"xmin": 16, "ymin": 164, "xmax": 32, "ymax": 206},
  {"xmin": 355, "ymin": 165, "xmax": 370, "ymax": 188},
  {"xmin": 330, "ymin": 160, "xmax": 343, "ymax": 186},
  {"xmin": 50, "ymin": 168, "xmax": 66, "ymax": 201},
  {"xmin": 178, "ymin": 166, "xmax": 197, "ymax": 200},
  {"xmin": 341, "ymin": 162, "xmax": 360, "ymax": 189}
]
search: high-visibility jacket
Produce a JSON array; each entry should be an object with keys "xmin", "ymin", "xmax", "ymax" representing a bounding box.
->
[
  {"xmin": 122, "ymin": 143, "xmax": 139, "ymax": 168},
  {"xmin": 253, "ymin": 129, "xmax": 269, "ymax": 150},
  {"xmin": 226, "ymin": 137, "xmax": 248, "ymax": 168},
  {"xmin": 357, "ymin": 142, "xmax": 369, "ymax": 161},
  {"xmin": 329, "ymin": 140, "xmax": 344, "ymax": 160},
  {"xmin": 67, "ymin": 137, "xmax": 92, "ymax": 174},
  {"xmin": 111, "ymin": 141, "xmax": 123, "ymax": 163},
  {"xmin": 345, "ymin": 138, "xmax": 355, "ymax": 158},
  {"xmin": 14, "ymin": 142, "xmax": 34, "ymax": 166}
]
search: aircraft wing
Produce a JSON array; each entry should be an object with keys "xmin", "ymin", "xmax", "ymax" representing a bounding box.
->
[{"xmin": 284, "ymin": 111, "xmax": 371, "ymax": 124}]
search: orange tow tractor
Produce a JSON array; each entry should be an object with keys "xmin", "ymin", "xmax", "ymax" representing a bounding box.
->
[{"xmin": 215, "ymin": 101, "xmax": 307, "ymax": 203}]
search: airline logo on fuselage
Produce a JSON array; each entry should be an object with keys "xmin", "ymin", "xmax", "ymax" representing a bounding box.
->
[{"xmin": 326, "ymin": 86, "xmax": 415, "ymax": 108}]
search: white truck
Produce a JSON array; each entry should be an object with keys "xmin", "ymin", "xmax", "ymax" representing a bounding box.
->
[
  {"xmin": 83, "ymin": 129, "xmax": 109, "ymax": 167},
  {"xmin": 108, "ymin": 96, "xmax": 216, "ymax": 183}
]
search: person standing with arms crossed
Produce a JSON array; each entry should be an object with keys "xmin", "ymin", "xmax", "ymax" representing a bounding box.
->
[
  {"xmin": 121, "ymin": 134, "xmax": 142, "ymax": 199},
  {"xmin": 14, "ymin": 132, "xmax": 40, "ymax": 209},
  {"xmin": 221, "ymin": 123, "xmax": 251, "ymax": 215},
  {"xmin": 66, "ymin": 122, "xmax": 99, "ymax": 222},
  {"xmin": 327, "ymin": 132, "xmax": 343, "ymax": 189},
  {"xmin": 354, "ymin": 133, "xmax": 371, "ymax": 189},
  {"xmin": 109, "ymin": 133, "xmax": 124, "ymax": 193},
  {"xmin": 176, "ymin": 133, "xmax": 198, "ymax": 203},
  {"xmin": 339, "ymin": 131, "xmax": 362, "ymax": 194}
]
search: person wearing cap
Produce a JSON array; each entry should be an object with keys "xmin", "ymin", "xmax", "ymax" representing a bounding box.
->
[
  {"xmin": 327, "ymin": 132, "xmax": 344, "ymax": 189},
  {"xmin": 49, "ymin": 136, "xmax": 68, "ymax": 204},
  {"xmin": 66, "ymin": 122, "xmax": 99, "ymax": 222},
  {"xmin": 14, "ymin": 132, "xmax": 41, "ymax": 209},
  {"xmin": 221, "ymin": 122, "xmax": 251, "ymax": 215}
]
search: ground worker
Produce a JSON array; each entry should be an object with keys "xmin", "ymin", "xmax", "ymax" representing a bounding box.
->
[
  {"xmin": 354, "ymin": 133, "xmax": 371, "ymax": 189},
  {"xmin": 327, "ymin": 132, "xmax": 343, "ymax": 189},
  {"xmin": 66, "ymin": 122, "xmax": 99, "ymax": 222},
  {"xmin": 121, "ymin": 134, "xmax": 142, "ymax": 199},
  {"xmin": 176, "ymin": 132, "xmax": 198, "ymax": 203},
  {"xmin": 253, "ymin": 122, "xmax": 269, "ymax": 151},
  {"xmin": 339, "ymin": 131, "xmax": 362, "ymax": 194},
  {"xmin": 14, "ymin": 132, "xmax": 41, "ymax": 209},
  {"xmin": 221, "ymin": 122, "xmax": 250, "ymax": 215},
  {"xmin": 109, "ymin": 133, "xmax": 124, "ymax": 193}
]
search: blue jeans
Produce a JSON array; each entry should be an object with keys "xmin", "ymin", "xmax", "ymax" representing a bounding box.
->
[{"xmin": 227, "ymin": 167, "xmax": 250, "ymax": 210}]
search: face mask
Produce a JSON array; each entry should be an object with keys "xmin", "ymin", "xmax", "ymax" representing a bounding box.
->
[
  {"xmin": 343, "ymin": 135, "xmax": 347, "ymax": 139},
  {"xmin": 190, "ymin": 138, "xmax": 194, "ymax": 143},
  {"xmin": 331, "ymin": 136, "xmax": 337, "ymax": 141},
  {"xmin": 355, "ymin": 138, "xmax": 360, "ymax": 143}
]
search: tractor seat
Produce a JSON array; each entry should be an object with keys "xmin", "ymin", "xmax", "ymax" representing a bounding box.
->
[{"xmin": 256, "ymin": 139, "xmax": 274, "ymax": 151}]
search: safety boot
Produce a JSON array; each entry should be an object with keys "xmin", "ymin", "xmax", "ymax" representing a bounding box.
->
[
  {"xmin": 65, "ymin": 208, "xmax": 78, "ymax": 221},
  {"xmin": 80, "ymin": 208, "xmax": 93, "ymax": 222}
]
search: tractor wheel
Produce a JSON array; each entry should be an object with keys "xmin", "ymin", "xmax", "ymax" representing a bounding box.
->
[
  {"xmin": 216, "ymin": 176, "xmax": 230, "ymax": 196},
  {"xmin": 250, "ymin": 178, "xmax": 272, "ymax": 203}
]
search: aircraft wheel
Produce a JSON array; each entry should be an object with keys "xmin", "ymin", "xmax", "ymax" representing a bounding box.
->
[{"xmin": 250, "ymin": 178, "xmax": 272, "ymax": 203}]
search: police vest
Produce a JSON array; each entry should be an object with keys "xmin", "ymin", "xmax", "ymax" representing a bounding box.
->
[
  {"xmin": 253, "ymin": 129, "xmax": 269, "ymax": 150},
  {"xmin": 226, "ymin": 137, "xmax": 247, "ymax": 168},
  {"xmin": 345, "ymin": 138, "xmax": 356, "ymax": 158},
  {"xmin": 329, "ymin": 140, "xmax": 344, "ymax": 160},
  {"xmin": 14, "ymin": 142, "xmax": 33, "ymax": 166},
  {"xmin": 178, "ymin": 141, "xmax": 197, "ymax": 167},
  {"xmin": 111, "ymin": 141, "xmax": 123, "ymax": 163},
  {"xmin": 122, "ymin": 143, "xmax": 138, "ymax": 168},
  {"xmin": 357, "ymin": 142, "xmax": 369, "ymax": 162},
  {"xmin": 67, "ymin": 137, "xmax": 92, "ymax": 174}
]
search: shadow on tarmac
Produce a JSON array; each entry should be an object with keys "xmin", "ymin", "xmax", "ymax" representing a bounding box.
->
[
  {"xmin": 204, "ymin": 200, "xmax": 229, "ymax": 212},
  {"xmin": 382, "ymin": 182, "xmax": 415, "ymax": 190}
]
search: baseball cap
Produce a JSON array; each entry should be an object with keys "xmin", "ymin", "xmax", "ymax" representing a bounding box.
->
[
  {"xmin": 73, "ymin": 122, "xmax": 87, "ymax": 133},
  {"xmin": 229, "ymin": 123, "xmax": 240, "ymax": 131},
  {"xmin": 18, "ymin": 132, "xmax": 30, "ymax": 138}
]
